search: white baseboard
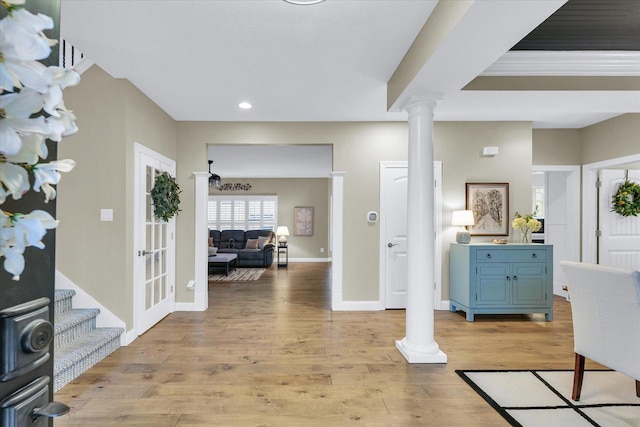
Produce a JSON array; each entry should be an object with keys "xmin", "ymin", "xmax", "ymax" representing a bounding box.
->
[
  {"xmin": 288, "ymin": 258, "xmax": 331, "ymax": 263},
  {"xmin": 55, "ymin": 270, "xmax": 130, "ymax": 346},
  {"xmin": 332, "ymin": 299, "xmax": 385, "ymax": 311},
  {"xmin": 435, "ymin": 300, "xmax": 451, "ymax": 311},
  {"xmin": 175, "ymin": 300, "xmax": 208, "ymax": 312}
]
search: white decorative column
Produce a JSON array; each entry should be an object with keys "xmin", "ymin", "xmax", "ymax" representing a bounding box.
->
[
  {"xmin": 192, "ymin": 171, "xmax": 209, "ymax": 311},
  {"xmin": 330, "ymin": 172, "xmax": 345, "ymax": 310},
  {"xmin": 396, "ymin": 97, "xmax": 447, "ymax": 364}
]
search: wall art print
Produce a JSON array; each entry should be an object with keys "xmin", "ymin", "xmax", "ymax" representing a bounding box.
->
[
  {"xmin": 294, "ymin": 207, "xmax": 314, "ymax": 236},
  {"xmin": 465, "ymin": 183, "xmax": 509, "ymax": 236}
]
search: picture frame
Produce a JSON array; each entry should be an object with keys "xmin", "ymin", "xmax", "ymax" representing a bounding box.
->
[
  {"xmin": 465, "ymin": 183, "xmax": 509, "ymax": 236},
  {"xmin": 294, "ymin": 207, "xmax": 314, "ymax": 236}
]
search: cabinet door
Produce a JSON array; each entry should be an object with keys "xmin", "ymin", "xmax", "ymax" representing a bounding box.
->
[
  {"xmin": 476, "ymin": 263, "xmax": 510, "ymax": 305},
  {"xmin": 511, "ymin": 263, "xmax": 546, "ymax": 305}
]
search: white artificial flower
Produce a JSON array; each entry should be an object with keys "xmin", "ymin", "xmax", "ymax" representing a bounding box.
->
[
  {"xmin": 48, "ymin": 66, "xmax": 81, "ymax": 90},
  {"xmin": 46, "ymin": 108, "xmax": 78, "ymax": 141},
  {"xmin": 7, "ymin": 209, "xmax": 57, "ymax": 251},
  {"xmin": 3, "ymin": 133, "xmax": 47, "ymax": 164},
  {"xmin": 0, "ymin": 89, "xmax": 50, "ymax": 155},
  {"xmin": 0, "ymin": 8, "xmax": 55, "ymax": 91},
  {"xmin": 1, "ymin": 244, "xmax": 25, "ymax": 281},
  {"xmin": 32, "ymin": 159, "xmax": 75, "ymax": 202},
  {"xmin": 32, "ymin": 67, "xmax": 80, "ymax": 116},
  {"xmin": 0, "ymin": 188, "xmax": 7, "ymax": 205},
  {"xmin": 0, "ymin": 161, "xmax": 29, "ymax": 199},
  {"xmin": 0, "ymin": 209, "xmax": 56, "ymax": 280},
  {"xmin": 0, "ymin": 57, "xmax": 50, "ymax": 92},
  {"xmin": 0, "ymin": 8, "xmax": 53, "ymax": 60}
]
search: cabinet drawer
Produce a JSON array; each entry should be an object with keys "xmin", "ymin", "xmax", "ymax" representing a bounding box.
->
[{"xmin": 476, "ymin": 249, "xmax": 546, "ymax": 263}]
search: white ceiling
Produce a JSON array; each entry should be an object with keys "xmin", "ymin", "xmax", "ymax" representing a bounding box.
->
[{"xmin": 60, "ymin": 0, "xmax": 640, "ymax": 129}]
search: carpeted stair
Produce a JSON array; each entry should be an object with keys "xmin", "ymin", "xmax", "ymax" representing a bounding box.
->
[{"xmin": 54, "ymin": 289, "xmax": 123, "ymax": 391}]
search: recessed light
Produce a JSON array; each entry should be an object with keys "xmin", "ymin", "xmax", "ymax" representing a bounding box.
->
[
  {"xmin": 238, "ymin": 102, "xmax": 252, "ymax": 110},
  {"xmin": 283, "ymin": 0, "xmax": 326, "ymax": 4}
]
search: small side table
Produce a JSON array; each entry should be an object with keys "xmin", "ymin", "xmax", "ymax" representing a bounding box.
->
[{"xmin": 277, "ymin": 244, "xmax": 288, "ymax": 268}]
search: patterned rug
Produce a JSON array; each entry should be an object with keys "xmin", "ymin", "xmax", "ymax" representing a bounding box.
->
[
  {"xmin": 457, "ymin": 369, "xmax": 640, "ymax": 427},
  {"xmin": 208, "ymin": 268, "xmax": 266, "ymax": 282}
]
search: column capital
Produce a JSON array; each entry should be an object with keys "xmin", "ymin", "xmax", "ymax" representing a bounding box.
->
[{"xmin": 400, "ymin": 93, "xmax": 443, "ymax": 115}]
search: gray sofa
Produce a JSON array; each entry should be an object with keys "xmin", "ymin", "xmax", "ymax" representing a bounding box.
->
[{"xmin": 209, "ymin": 230, "xmax": 276, "ymax": 267}]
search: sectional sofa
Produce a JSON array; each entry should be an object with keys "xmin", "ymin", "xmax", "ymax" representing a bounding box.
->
[{"xmin": 208, "ymin": 229, "xmax": 276, "ymax": 267}]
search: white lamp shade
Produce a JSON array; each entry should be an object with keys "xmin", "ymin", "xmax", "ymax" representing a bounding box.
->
[
  {"xmin": 276, "ymin": 226, "xmax": 290, "ymax": 236},
  {"xmin": 451, "ymin": 210, "xmax": 475, "ymax": 226}
]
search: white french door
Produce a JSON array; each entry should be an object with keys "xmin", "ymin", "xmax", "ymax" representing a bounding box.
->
[
  {"xmin": 599, "ymin": 169, "xmax": 640, "ymax": 270},
  {"xmin": 134, "ymin": 143, "xmax": 175, "ymax": 335}
]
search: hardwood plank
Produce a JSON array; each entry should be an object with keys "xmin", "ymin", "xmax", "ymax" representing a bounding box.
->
[{"xmin": 54, "ymin": 262, "xmax": 579, "ymax": 426}]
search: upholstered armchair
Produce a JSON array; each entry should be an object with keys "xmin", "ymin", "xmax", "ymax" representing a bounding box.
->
[{"xmin": 561, "ymin": 261, "xmax": 640, "ymax": 401}]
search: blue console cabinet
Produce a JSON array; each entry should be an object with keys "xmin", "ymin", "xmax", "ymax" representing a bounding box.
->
[{"xmin": 449, "ymin": 243, "xmax": 553, "ymax": 321}]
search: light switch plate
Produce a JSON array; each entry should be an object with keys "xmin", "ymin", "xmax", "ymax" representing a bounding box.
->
[{"xmin": 100, "ymin": 209, "xmax": 113, "ymax": 221}]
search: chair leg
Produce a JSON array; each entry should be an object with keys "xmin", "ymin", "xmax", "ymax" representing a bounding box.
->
[
  {"xmin": 572, "ymin": 353, "xmax": 585, "ymax": 401},
  {"xmin": 636, "ymin": 380, "xmax": 639, "ymax": 398}
]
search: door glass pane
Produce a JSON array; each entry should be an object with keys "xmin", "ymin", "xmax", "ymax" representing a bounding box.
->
[
  {"xmin": 145, "ymin": 281, "xmax": 152, "ymax": 310},
  {"xmin": 154, "ymin": 279, "xmax": 161, "ymax": 304},
  {"xmin": 146, "ymin": 194, "xmax": 153, "ymax": 222},
  {"xmin": 146, "ymin": 225, "xmax": 152, "ymax": 254},
  {"xmin": 155, "ymin": 225, "xmax": 162, "ymax": 250}
]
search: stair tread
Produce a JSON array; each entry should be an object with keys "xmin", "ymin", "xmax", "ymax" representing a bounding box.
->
[
  {"xmin": 55, "ymin": 327, "xmax": 123, "ymax": 370},
  {"xmin": 54, "ymin": 289, "xmax": 76, "ymax": 302},
  {"xmin": 54, "ymin": 308, "xmax": 100, "ymax": 333}
]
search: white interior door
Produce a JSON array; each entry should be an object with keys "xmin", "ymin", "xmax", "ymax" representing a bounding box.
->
[
  {"xmin": 380, "ymin": 162, "xmax": 442, "ymax": 309},
  {"xmin": 383, "ymin": 164, "xmax": 408, "ymax": 308},
  {"xmin": 599, "ymin": 169, "xmax": 640, "ymax": 270},
  {"xmin": 134, "ymin": 143, "xmax": 175, "ymax": 335}
]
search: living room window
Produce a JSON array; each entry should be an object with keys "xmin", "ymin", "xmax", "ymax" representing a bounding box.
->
[{"xmin": 208, "ymin": 195, "xmax": 277, "ymax": 231}]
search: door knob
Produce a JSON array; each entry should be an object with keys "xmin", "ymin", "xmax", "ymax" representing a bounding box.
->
[
  {"xmin": 139, "ymin": 249, "xmax": 155, "ymax": 256},
  {"xmin": 387, "ymin": 243, "xmax": 398, "ymax": 248}
]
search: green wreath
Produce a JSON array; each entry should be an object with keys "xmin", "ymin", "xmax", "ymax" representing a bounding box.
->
[
  {"xmin": 611, "ymin": 179, "xmax": 640, "ymax": 217},
  {"xmin": 150, "ymin": 171, "xmax": 181, "ymax": 221}
]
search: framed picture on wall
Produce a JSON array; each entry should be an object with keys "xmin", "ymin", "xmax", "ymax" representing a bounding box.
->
[
  {"xmin": 294, "ymin": 207, "xmax": 314, "ymax": 236},
  {"xmin": 466, "ymin": 182, "xmax": 509, "ymax": 236}
]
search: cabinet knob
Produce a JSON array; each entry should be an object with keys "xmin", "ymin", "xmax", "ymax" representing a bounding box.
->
[
  {"xmin": 513, "ymin": 275, "xmax": 518, "ymax": 280},
  {"xmin": 532, "ymin": 253, "xmax": 537, "ymax": 258},
  {"xmin": 486, "ymin": 254, "xmax": 492, "ymax": 259},
  {"xmin": 506, "ymin": 276, "xmax": 510, "ymax": 281}
]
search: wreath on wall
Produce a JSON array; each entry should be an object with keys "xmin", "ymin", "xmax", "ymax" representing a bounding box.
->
[
  {"xmin": 151, "ymin": 171, "xmax": 182, "ymax": 221},
  {"xmin": 611, "ymin": 179, "xmax": 640, "ymax": 217}
]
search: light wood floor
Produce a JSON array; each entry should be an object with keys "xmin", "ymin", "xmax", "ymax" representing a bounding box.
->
[{"xmin": 54, "ymin": 263, "xmax": 584, "ymax": 426}]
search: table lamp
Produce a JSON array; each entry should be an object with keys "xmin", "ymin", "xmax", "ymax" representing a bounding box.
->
[
  {"xmin": 452, "ymin": 210, "xmax": 475, "ymax": 244},
  {"xmin": 276, "ymin": 226, "xmax": 290, "ymax": 245}
]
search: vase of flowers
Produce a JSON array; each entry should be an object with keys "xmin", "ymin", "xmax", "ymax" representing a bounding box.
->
[{"xmin": 511, "ymin": 212, "xmax": 542, "ymax": 244}]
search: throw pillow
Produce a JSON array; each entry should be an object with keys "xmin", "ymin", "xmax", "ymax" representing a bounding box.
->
[
  {"xmin": 208, "ymin": 237, "xmax": 214, "ymax": 247},
  {"xmin": 245, "ymin": 238, "xmax": 259, "ymax": 249},
  {"xmin": 257, "ymin": 236, "xmax": 269, "ymax": 249}
]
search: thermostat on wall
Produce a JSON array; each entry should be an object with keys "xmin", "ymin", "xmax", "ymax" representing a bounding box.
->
[{"xmin": 367, "ymin": 211, "xmax": 379, "ymax": 223}]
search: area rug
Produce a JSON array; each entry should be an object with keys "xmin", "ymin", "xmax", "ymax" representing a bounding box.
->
[
  {"xmin": 208, "ymin": 268, "xmax": 266, "ymax": 282},
  {"xmin": 457, "ymin": 369, "xmax": 640, "ymax": 427}
]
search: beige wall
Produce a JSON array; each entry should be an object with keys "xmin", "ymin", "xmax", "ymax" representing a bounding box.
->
[
  {"xmin": 208, "ymin": 178, "xmax": 330, "ymax": 259},
  {"xmin": 435, "ymin": 122, "xmax": 533, "ymax": 299},
  {"xmin": 58, "ymin": 66, "xmax": 638, "ymax": 315},
  {"xmin": 580, "ymin": 114, "xmax": 640, "ymax": 165},
  {"xmin": 175, "ymin": 122, "xmax": 408, "ymax": 302},
  {"xmin": 58, "ymin": 65, "xmax": 176, "ymax": 328},
  {"xmin": 532, "ymin": 129, "xmax": 582, "ymax": 165}
]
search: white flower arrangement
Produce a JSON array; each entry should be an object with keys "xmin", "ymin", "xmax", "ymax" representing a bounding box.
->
[{"xmin": 0, "ymin": 0, "xmax": 79, "ymax": 280}]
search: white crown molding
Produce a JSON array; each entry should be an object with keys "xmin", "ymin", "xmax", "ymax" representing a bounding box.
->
[{"xmin": 482, "ymin": 51, "xmax": 640, "ymax": 76}]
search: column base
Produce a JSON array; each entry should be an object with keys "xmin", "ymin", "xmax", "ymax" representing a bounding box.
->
[{"xmin": 396, "ymin": 339, "xmax": 447, "ymax": 364}]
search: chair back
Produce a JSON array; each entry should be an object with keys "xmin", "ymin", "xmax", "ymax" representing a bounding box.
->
[{"xmin": 561, "ymin": 261, "xmax": 640, "ymax": 381}]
